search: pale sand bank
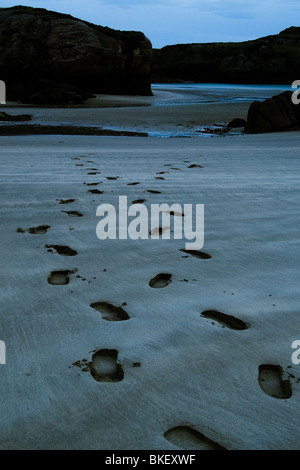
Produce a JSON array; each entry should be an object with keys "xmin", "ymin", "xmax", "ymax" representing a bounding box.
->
[{"xmin": 0, "ymin": 132, "xmax": 300, "ymax": 449}]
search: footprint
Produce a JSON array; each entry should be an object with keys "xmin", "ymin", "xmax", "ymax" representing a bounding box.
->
[
  {"xmin": 47, "ymin": 268, "xmax": 77, "ymax": 285},
  {"xmin": 85, "ymin": 182, "xmax": 101, "ymax": 186},
  {"xmin": 45, "ymin": 245, "xmax": 77, "ymax": 256},
  {"xmin": 29, "ymin": 225, "xmax": 51, "ymax": 234},
  {"xmin": 200, "ymin": 310, "xmax": 249, "ymax": 330},
  {"xmin": 180, "ymin": 249, "xmax": 211, "ymax": 259},
  {"xmin": 62, "ymin": 210, "xmax": 83, "ymax": 217},
  {"xmin": 132, "ymin": 199, "xmax": 146, "ymax": 204},
  {"xmin": 156, "ymin": 172, "xmax": 168, "ymax": 175},
  {"xmin": 18, "ymin": 224, "xmax": 51, "ymax": 234},
  {"xmin": 164, "ymin": 426, "xmax": 226, "ymax": 450},
  {"xmin": 258, "ymin": 365, "xmax": 292, "ymax": 399},
  {"xmin": 88, "ymin": 189, "xmax": 104, "ymax": 194},
  {"xmin": 57, "ymin": 199, "xmax": 76, "ymax": 204},
  {"xmin": 106, "ymin": 176, "xmax": 119, "ymax": 180},
  {"xmin": 127, "ymin": 182, "xmax": 140, "ymax": 186},
  {"xmin": 149, "ymin": 273, "xmax": 172, "ymax": 288},
  {"xmin": 88, "ymin": 172, "xmax": 101, "ymax": 175},
  {"xmin": 149, "ymin": 226, "xmax": 170, "ymax": 236},
  {"xmin": 146, "ymin": 190, "xmax": 161, "ymax": 194},
  {"xmin": 188, "ymin": 164, "xmax": 203, "ymax": 168},
  {"xmin": 155, "ymin": 177, "xmax": 165, "ymax": 180},
  {"xmin": 90, "ymin": 349, "xmax": 124, "ymax": 382},
  {"xmin": 90, "ymin": 302, "xmax": 130, "ymax": 321},
  {"xmin": 165, "ymin": 210, "xmax": 184, "ymax": 217}
]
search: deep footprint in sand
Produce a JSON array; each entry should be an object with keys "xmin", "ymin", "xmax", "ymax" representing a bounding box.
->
[
  {"xmin": 88, "ymin": 189, "xmax": 104, "ymax": 194},
  {"xmin": 90, "ymin": 349, "xmax": 124, "ymax": 382},
  {"xmin": 132, "ymin": 199, "xmax": 146, "ymax": 204},
  {"xmin": 149, "ymin": 273, "xmax": 172, "ymax": 288},
  {"xmin": 165, "ymin": 210, "xmax": 184, "ymax": 217},
  {"xmin": 201, "ymin": 310, "xmax": 249, "ymax": 330},
  {"xmin": 188, "ymin": 164, "xmax": 203, "ymax": 168},
  {"xmin": 149, "ymin": 226, "xmax": 170, "ymax": 236},
  {"xmin": 62, "ymin": 210, "xmax": 83, "ymax": 217},
  {"xmin": 17, "ymin": 224, "xmax": 51, "ymax": 234},
  {"xmin": 57, "ymin": 199, "xmax": 76, "ymax": 204},
  {"xmin": 47, "ymin": 268, "xmax": 77, "ymax": 285},
  {"xmin": 90, "ymin": 302, "xmax": 130, "ymax": 321},
  {"xmin": 127, "ymin": 182, "xmax": 140, "ymax": 186},
  {"xmin": 164, "ymin": 426, "xmax": 226, "ymax": 450},
  {"xmin": 258, "ymin": 364, "xmax": 292, "ymax": 399},
  {"xmin": 45, "ymin": 245, "xmax": 77, "ymax": 256},
  {"xmin": 180, "ymin": 249, "xmax": 211, "ymax": 259},
  {"xmin": 146, "ymin": 189, "xmax": 161, "ymax": 194}
]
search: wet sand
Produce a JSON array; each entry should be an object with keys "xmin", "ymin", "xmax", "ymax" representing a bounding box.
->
[{"xmin": 0, "ymin": 86, "xmax": 300, "ymax": 450}]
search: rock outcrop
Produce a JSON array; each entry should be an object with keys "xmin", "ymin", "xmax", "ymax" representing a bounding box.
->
[
  {"xmin": 245, "ymin": 91, "xmax": 300, "ymax": 133},
  {"xmin": 0, "ymin": 6, "xmax": 152, "ymax": 104},
  {"xmin": 152, "ymin": 27, "xmax": 300, "ymax": 85}
]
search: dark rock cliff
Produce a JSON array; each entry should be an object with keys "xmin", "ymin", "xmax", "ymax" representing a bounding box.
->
[
  {"xmin": 152, "ymin": 27, "xmax": 300, "ymax": 85},
  {"xmin": 0, "ymin": 6, "xmax": 152, "ymax": 104}
]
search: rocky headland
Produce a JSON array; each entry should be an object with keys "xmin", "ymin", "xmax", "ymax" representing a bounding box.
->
[
  {"xmin": 0, "ymin": 6, "xmax": 152, "ymax": 104},
  {"xmin": 151, "ymin": 27, "xmax": 300, "ymax": 85}
]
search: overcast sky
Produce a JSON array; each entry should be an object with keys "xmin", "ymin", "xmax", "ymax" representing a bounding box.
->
[{"xmin": 7, "ymin": 0, "xmax": 299, "ymax": 48}]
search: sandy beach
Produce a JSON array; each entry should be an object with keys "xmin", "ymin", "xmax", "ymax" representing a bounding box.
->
[{"xmin": 0, "ymin": 85, "xmax": 300, "ymax": 450}]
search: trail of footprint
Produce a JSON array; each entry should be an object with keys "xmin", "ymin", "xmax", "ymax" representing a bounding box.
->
[
  {"xmin": 62, "ymin": 210, "xmax": 83, "ymax": 217},
  {"xmin": 149, "ymin": 273, "xmax": 172, "ymax": 288},
  {"xmin": 45, "ymin": 245, "xmax": 77, "ymax": 256},
  {"xmin": 17, "ymin": 224, "xmax": 51, "ymax": 234},
  {"xmin": 164, "ymin": 426, "xmax": 226, "ymax": 450},
  {"xmin": 201, "ymin": 310, "xmax": 249, "ymax": 330},
  {"xmin": 258, "ymin": 364, "xmax": 292, "ymax": 399},
  {"xmin": 48, "ymin": 268, "xmax": 77, "ymax": 285},
  {"xmin": 90, "ymin": 349, "xmax": 124, "ymax": 382},
  {"xmin": 90, "ymin": 302, "xmax": 130, "ymax": 321},
  {"xmin": 180, "ymin": 249, "xmax": 211, "ymax": 259}
]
